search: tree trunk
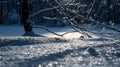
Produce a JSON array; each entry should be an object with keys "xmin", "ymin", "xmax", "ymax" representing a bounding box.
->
[
  {"xmin": 22, "ymin": 0, "xmax": 40, "ymax": 36},
  {"xmin": 22, "ymin": 0, "xmax": 32, "ymax": 32}
]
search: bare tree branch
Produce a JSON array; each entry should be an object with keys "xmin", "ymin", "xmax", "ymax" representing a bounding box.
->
[
  {"xmin": 32, "ymin": 25, "xmax": 63, "ymax": 37},
  {"xmin": 28, "ymin": 0, "xmax": 120, "ymax": 38},
  {"xmin": 29, "ymin": 6, "xmax": 60, "ymax": 19},
  {"xmin": 86, "ymin": 0, "xmax": 96, "ymax": 18},
  {"xmin": 66, "ymin": 9, "xmax": 120, "ymax": 33},
  {"xmin": 53, "ymin": 0, "xmax": 93, "ymax": 38},
  {"xmin": 43, "ymin": 16, "xmax": 58, "ymax": 21}
]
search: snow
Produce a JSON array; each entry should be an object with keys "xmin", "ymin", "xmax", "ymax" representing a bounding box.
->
[
  {"xmin": 0, "ymin": 24, "xmax": 109, "ymax": 39},
  {"xmin": 0, "ymin": 25, "xmax": 24, "ymax": 36},
  {"xmin": 0, "ymin": 25, "xmax": 85, "ymax": 39},
  {"xmin": 0, "ymin": 25, "xmax": 120, "ymax": 67}
]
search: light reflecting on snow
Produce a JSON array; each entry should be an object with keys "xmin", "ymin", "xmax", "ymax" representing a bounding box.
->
[{"xmin": 0, "ymin": 36, "xmax": 120, "ymax": 67}]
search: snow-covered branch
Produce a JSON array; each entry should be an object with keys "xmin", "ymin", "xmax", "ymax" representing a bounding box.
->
[
  {"xmin": 43, "ymin": 16, "xmax": 58, "ymax": 20},
  {"xmin": 66, "ymin": 8, "xmax": 120, "ymax": 33},
  {"xmin": 29, "ymin": 6, "xmax": 60, "ymax": 19}
]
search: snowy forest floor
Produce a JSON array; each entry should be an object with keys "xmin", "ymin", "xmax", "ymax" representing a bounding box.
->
[{"xmin": 0, "ymin": 25, "xmax": 120, "ymax": 67}]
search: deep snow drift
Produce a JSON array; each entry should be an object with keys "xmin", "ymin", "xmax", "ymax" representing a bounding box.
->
[{"xmin": 0, "ymin": 25, "xmax": 120, "ymax": 67}]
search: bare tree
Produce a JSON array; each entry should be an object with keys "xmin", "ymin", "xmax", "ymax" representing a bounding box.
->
[
  {"xmin": 21, "ymin": 0, "xmax": 120, "ymax": 38},
  {"xmin": 22, "ymin": 0, "xmax": 40, "ymax": 36}
]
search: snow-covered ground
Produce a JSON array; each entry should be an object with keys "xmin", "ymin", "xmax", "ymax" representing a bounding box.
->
[
  {"xmin": 0, "ymin": 25, "xmax": 83, "ymax": 38},
  {"xmin": 0, "ymin": 25, "xmax": 120, "ymax": 67}
]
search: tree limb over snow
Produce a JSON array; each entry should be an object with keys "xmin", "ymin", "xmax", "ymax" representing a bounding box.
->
[
  {"xmin": 66, "ymin": 9, "xmax": 120, "ymax": 33},
  {"xmin": 32, "ymin": 25, "xmax": 63, "ymax": 37},
  {"xmin": 43, "ymin": 16, "xmax": 58, "ymax": 20},
  {"xmin": 29, "ymin": 4, "xmax": 67, "ymax": 19},
  {"xmin": 29, "ymin": 6, "xmax": 60, "ymax": 19}
]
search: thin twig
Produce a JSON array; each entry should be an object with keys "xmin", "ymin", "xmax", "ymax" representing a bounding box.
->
[{"xmin": 86, "ymin": 0, "xmax": 96, "ymax": 18}]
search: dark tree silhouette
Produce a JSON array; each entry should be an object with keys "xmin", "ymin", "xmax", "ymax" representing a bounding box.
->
[
  {"xmin": 22, "ymin": 0, "xmax": 39, "ymax": 36},
  {"xmin": 22, "ymin": 0, "xmax": 31, "ymax": 32}
]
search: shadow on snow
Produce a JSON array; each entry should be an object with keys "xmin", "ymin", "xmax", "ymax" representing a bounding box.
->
[
  {"xmin": 0, "ymin": 37, "xmax": 68, "ymax": 47},
  {"xmin": 19, "ymin": 41, "xmax": 120, "ymax": 67}
]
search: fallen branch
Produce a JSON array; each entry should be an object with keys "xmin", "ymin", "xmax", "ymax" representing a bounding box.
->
[
  {"xmin": 32, "ymin": 25, "xmax": 63, "ymax": 37},
  {"xmin": 54, "ymin": 0, "xmax": 93, "ymax": 38}
]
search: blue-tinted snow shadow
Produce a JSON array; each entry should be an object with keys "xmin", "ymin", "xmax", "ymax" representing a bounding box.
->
[
  {"xmin": 18, "ymin": 41, "xmax": 120, "ymax": 67},
  {"xmin": 0, "ymin": 37, "xmax": 68, "ymax": 47}
]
